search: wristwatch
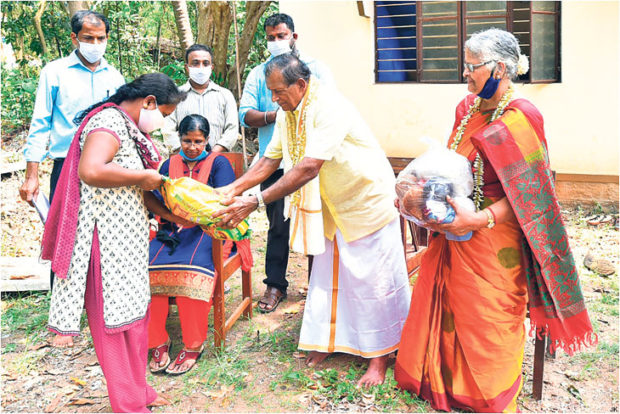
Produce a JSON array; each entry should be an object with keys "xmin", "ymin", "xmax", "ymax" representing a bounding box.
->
[{"xmin": 255, "ymin": 191, "xmax": 266, "ymax": 212}]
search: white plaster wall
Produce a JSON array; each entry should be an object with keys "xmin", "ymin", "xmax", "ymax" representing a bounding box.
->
[{"xmin": 280, "ymin": 0, "xmax": 619, "ymax": 175}]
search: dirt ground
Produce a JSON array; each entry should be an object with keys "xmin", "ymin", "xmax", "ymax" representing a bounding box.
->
[{"xmin": 1, "ymin": 135, "xmax": 618, "ymax": 413}]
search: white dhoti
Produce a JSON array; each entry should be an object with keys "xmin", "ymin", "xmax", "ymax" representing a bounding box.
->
[{"xmin": 298, "ymin": 217, "xmax": 411, "ymax": 357}]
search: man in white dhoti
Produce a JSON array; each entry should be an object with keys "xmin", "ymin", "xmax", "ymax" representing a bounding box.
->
[{"xmin": 215, "ymin": 53, "xmax": 411, "ymax": 387}]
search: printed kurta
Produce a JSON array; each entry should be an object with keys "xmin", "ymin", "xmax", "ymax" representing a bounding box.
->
[{"xmin": 48, "ymin": 107, "xmax": 151, "ymax": 334}]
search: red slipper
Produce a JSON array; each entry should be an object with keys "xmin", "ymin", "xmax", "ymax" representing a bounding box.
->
[
  {"xmin": 149, "ymin": 340, "xmax": 171, "ymax": 373},
  {"xmin": 166, "ymin": 345, "xmax": 204, "ymax": 375}
]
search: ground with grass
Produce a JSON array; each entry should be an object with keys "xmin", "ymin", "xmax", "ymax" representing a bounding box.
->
[{"xmin": 1, "ymin": 140, "xmax": 618, "ymax": 412}]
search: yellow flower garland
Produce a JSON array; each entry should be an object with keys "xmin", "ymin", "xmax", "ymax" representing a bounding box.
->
[
  {"xmin": 450, "ymin": 85, "xmax": 515, "ymax": 210},
  {"xmin": 284, "ymin": 77, "xmax": 318, "ymax": 207}
]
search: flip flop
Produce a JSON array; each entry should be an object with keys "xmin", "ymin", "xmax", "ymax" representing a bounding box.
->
[
  {"xmin": 257, "ymin": 286, "xmax": 287, "ymax": 313},
  {"xmin": 586, "ymin": 214, "xmax": 603, "ymax": 226},
  {"xmin": 166, "ymin": 345, "xmax": 204, "ymax": 375},
  {"xmin": 149, "ymin": 339, "xmax": 171, "ymax": 373},
  {"xmin": 600, "ymin": 215, "xmax": 614, "ymax": 225}
]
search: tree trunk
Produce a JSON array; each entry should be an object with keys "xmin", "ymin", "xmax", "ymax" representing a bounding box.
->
[
  {"xmin": 171, "ymin": 0, "xmax": 194, "ymax": 52},
  {"xmin": 228, "ymin": 1, "xmax": 272, "ymax": 99},
  {"xmin": 66, "ymin": 1, "xmax": 91, "ymax": 17},
  {"xmin": 34, "ymin": 1, "xmax": 49, "ymax": 57},
  {"xmin": 196, "ymin": 1, "xmax": 232, "ymax": 85}
]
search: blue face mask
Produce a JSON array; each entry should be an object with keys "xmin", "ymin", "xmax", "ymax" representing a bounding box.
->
[
  {"xmin": 180, "ymin": 148, "xmax": 208, "ymax": 161},
  {"xmin": 477, "ymin": 68, "xmax": 501, "ymax": 99}
]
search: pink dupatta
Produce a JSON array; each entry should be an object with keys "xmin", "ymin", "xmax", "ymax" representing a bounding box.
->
[{"xmin": 41, "ymin": 102, "xmax": 160, "ymax": 279}]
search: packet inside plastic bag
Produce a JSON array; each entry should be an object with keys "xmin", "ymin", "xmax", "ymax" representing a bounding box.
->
[
  {"xmin": 395, "ymin": 139, "xmax": 475, "ymax": 241},
  {"xmin": 160, "ymin": 176, "xmax": 251, "ymax": 241}
]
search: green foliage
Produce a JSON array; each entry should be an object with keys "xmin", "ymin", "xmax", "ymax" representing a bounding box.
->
[
  {"xmin": 1, "ymin": 1, "xmax": 277, "ymax": 136},
  {"xmin": 1, "ymin": 65, "xmax": 39, "ymax": 135},
  {"xmin": 1, "ymin": 291, "xmax": 50, "ymax": 338},
  {"xmin": 161, "ymin": 60, "xmax": 186, "ymax": 86}
]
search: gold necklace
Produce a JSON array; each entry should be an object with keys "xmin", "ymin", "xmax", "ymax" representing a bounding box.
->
[{"xmin": 450, "ymin": 85, "xmax": 514, "ymax": 210}]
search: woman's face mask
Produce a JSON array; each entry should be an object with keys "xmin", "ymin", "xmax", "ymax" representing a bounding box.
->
[
  {"xmin": 77, "ymin": 40, "xmax": 107, "ymax": 64},
  {"xmin": 477, "ymin": 67, "xmax": 501, "ymax": 99},
  {"xmin": 138, "ymin": 100, "xmax": 165, "ymax": 133}
]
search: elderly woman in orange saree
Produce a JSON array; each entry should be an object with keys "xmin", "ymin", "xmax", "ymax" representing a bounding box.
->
[{"xmin": 394, "ymin": 28, "xmax": 596, "ymax": 413}]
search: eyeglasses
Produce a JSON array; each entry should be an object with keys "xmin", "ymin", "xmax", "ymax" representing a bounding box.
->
[
  {"xmin": 464, "ymin": 60, "xmax": 495, "ymax": 72},
  {"xmin": 181, "ymin": 140, "xmax": 206, "ymax": 148}
]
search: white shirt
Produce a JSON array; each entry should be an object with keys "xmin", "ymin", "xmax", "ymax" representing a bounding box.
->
[{"xmin": 162, "ymin": 81, "xmax": 239, "ymax": 151}]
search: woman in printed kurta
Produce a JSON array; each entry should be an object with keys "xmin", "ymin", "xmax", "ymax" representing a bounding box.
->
[
  {"xmin": 394, "ymin": 29, "xmax": 596, "ymax": 412},
  {"xmin": 147, "ymin": 114, "xmax": 235, "ymax": 375},
  {"xmin": 43, "ymin": 73, "xmax": 190, "ymax": 413}
]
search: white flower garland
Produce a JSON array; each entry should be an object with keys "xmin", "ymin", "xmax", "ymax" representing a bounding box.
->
[{"xmin": 450, "ymin": 84, "xmax": 515, "ymax": 210}]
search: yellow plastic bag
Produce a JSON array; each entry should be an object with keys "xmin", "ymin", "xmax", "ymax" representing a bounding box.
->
[{"xmin": 160, "ymin": 176, "xmax": 250, "ymax": 241}]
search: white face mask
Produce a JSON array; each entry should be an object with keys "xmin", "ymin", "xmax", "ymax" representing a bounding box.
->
[
  {"xmin": 138, "ymin": 102, "xmax": 165, "ymax": 133},
  {"xmin": 77, "ymin": 40, "xmax": 107, "ymax": 64},
  {"xmin": 188, "ymin": 66, "xmax": 212, "ymax": 85},
  {"xmin": 267, "ymin": 38, "xmax": 292, "ymax": 57}
]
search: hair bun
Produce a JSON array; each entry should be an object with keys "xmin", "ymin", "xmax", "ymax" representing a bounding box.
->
[{"xmin": 517, "ymin": 54, "xmax": 529, "ymax": 75}]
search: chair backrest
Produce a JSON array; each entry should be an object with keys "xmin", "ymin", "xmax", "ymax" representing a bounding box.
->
[{"xmin": 219, "ymin": 152, "xmax": 245, "ymax": 179}]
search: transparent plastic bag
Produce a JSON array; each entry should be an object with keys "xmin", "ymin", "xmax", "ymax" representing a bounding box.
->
[{"xmin": 395, "ymin": 139, "xmax": 475, "ymax": 241}]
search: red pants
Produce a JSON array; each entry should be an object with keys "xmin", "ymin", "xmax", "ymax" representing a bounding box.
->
[{"xmin": 148, "ymin": 295, "xmax": 213, "ymax": 349}]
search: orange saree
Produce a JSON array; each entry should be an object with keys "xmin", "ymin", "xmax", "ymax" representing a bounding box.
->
[
  {"xmin": 395, "ymin": 95, "xmax": 595, "ymax": 412},
  {"xmin": 395, "ymin": 109, "xmax": 526, "ymax": 412}
]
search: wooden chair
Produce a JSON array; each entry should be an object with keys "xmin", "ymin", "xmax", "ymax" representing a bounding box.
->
[
  {"xmin": 388, "ymin": 157, "xmax": 547, "ymax": 401},
  {"xmin": 211, "ymin": 152, "xmax": 252, "ymax": 348}
]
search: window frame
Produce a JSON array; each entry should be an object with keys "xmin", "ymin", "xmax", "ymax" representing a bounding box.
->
[{"xmin": 374, "ymin": 1, "xmax": 561, "ymax": 84}]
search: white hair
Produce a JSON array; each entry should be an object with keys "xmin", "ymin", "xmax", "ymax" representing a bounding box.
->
[{"xmin": 465, "ymin": 28, "xmax": 529, "ymax": 79}]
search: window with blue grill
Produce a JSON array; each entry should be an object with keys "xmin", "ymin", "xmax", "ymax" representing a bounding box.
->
[
  {"xmin": 376, "ymin": 1, "xmax": 417, "ymax": 82},
  {"xmin": 374, "ymin": 1, "xmax": 560, "ymax": 84}
]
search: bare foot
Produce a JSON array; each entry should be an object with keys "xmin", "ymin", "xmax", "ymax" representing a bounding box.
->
[
  {"xmin": 147, "ymin": 394, "xmax": 170, "ymax": 407},
  {"xmin": 357, "ymin": 355, "xmax": 388, "ymax": 388},
  {"xmin": 306, "ymin": 351, "xmax": 330, "ymax": 367},
  {"xmin": 51, "ymin": 334, "xmax": 74, "ymax": 348}
]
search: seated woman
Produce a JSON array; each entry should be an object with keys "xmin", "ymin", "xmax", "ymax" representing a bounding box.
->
[{"xmin": 147, "ymin": 114, "xmax": 235, "ymax": 375}]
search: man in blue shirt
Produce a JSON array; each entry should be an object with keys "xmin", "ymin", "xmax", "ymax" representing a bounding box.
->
[
  {"xmin": 20, "ymin": 10, "xmax": 124, "ymax": 206},
  {"xmin": 239, "ymin": 13, "xmax": 334, "ymax": 313},
  {"xmin": 19, "ymin": 10, "xmax": 124, "ymax": 348}
]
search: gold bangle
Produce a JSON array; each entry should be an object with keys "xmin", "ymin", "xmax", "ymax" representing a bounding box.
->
[{"xmin": 483, "ymin": 208, "xmax": 495, "ymax": 229}]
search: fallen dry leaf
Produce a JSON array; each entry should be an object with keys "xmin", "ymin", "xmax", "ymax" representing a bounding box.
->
[
  {"xmin": 44, "ymin": 394, "xmax": 62, "ymax": 413},
  {"xmin": 28, "ymin": 342, "xmax": 50, "ymax": 351},
  {"xmin": 68, "ymin": 398, "xmax": 96, "ymax": 405},
  {"xmin": 9, "ymin": 274, "xmax": 35, "ymax": 280},
  {"xmin": 61, "ymin": 385, "xmax": 79, "ymax": 395},
  {"xmin": 70, "ymin": 377, "xmax": 87, "ymax": 387},
  {"xmin": 1, "ymin": 302, "xmax": 15, "ymax": 311}
]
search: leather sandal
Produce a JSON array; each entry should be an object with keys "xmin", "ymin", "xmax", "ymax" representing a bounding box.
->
[
  {"xmin": 257, "ymin": 286, "xmax": 287, "ymax": 313},
  {"xmin": 149, "ymin": 339, "xmax": 171, "ymax": 373},
  {"xmin": 166, "ymin": 345, "xmax": 204, "ymax": 375}
]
